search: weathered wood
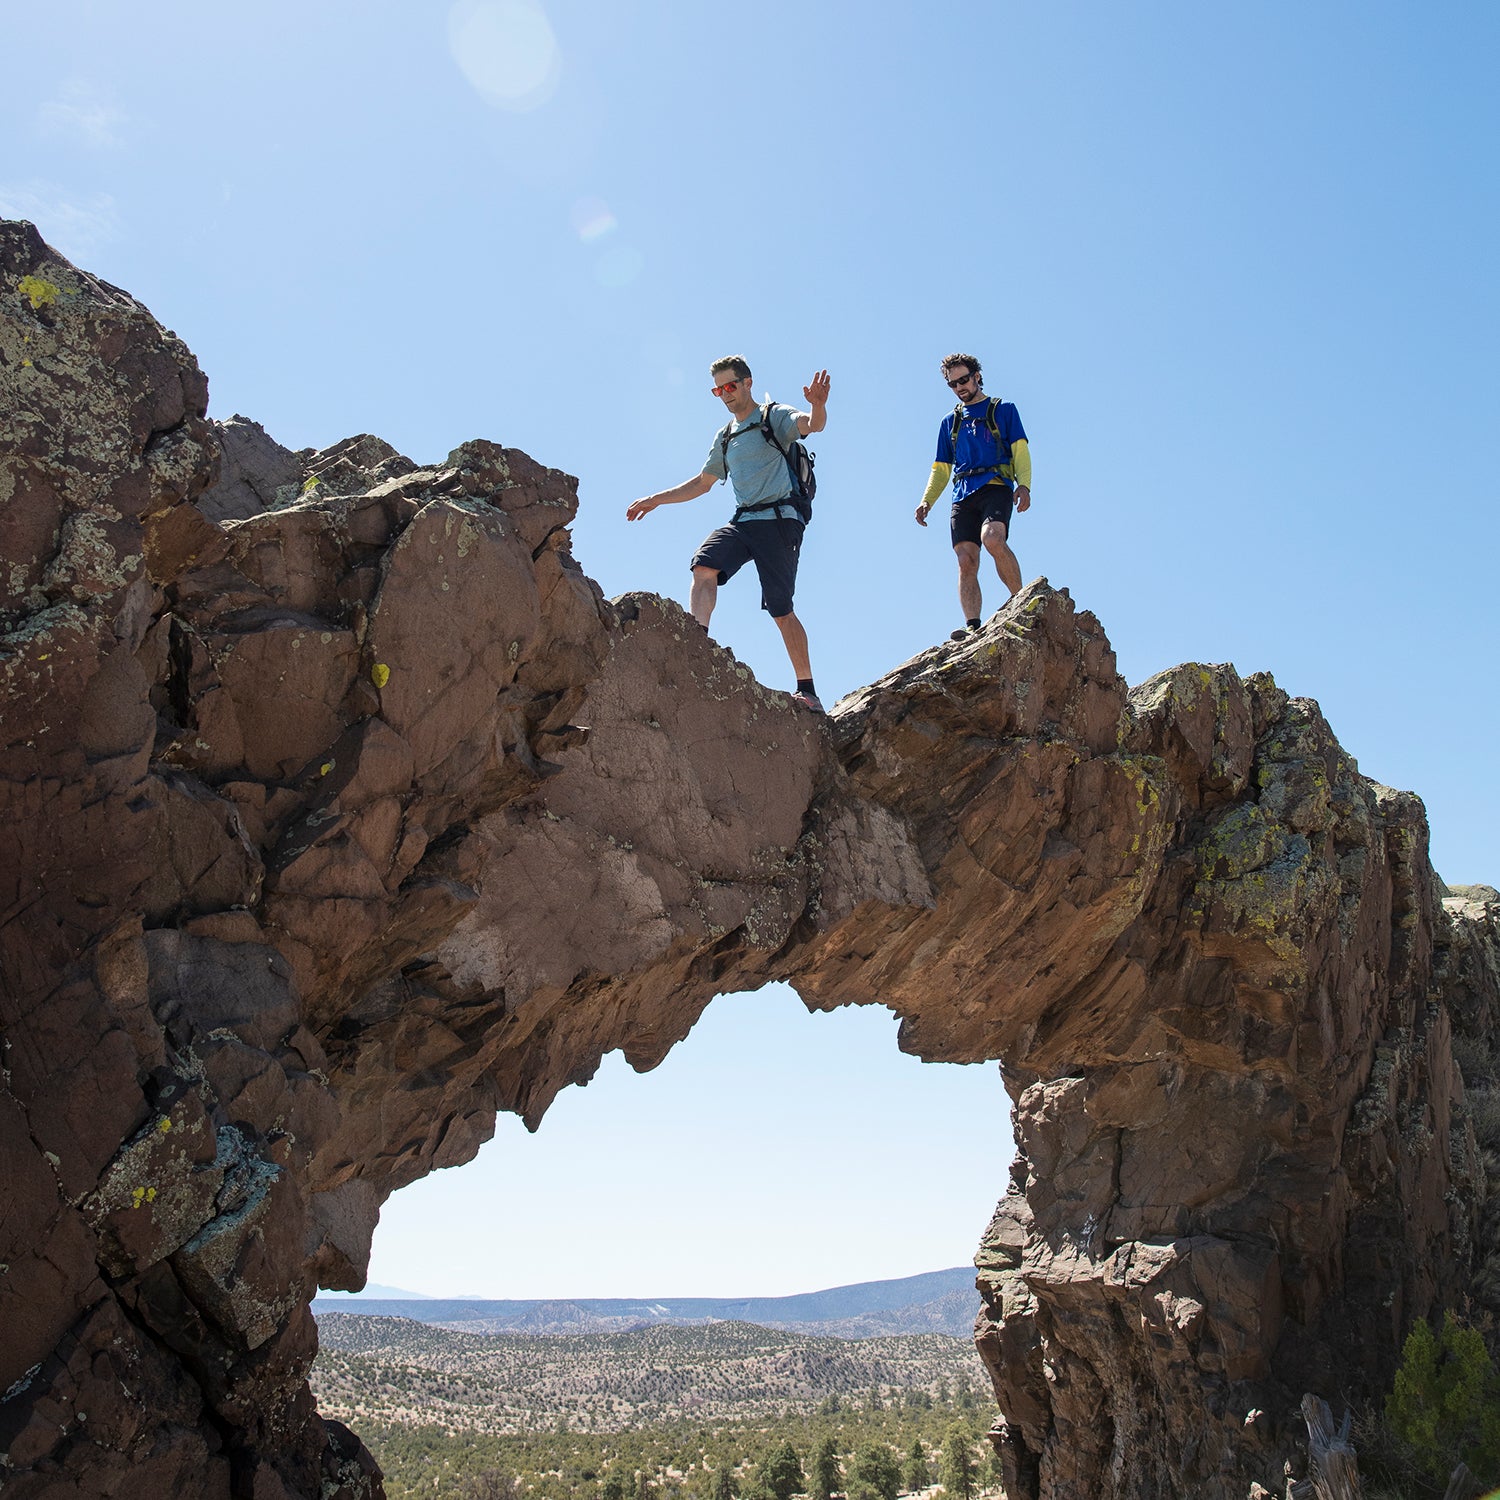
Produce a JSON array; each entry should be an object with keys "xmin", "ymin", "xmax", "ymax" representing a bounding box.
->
[
  {"xmin": 1441, "ymin": 1462, "xmax": 1487, "ymax": 1500},
  {"xmin": 1299, "ymin": 1394, "xmax": 1364, "ymax": 1500}
]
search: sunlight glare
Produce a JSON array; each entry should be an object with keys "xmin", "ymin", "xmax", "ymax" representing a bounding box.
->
[
  {"xmin": 448, "ymin": 0, "xmax": 562, "ymax": 113},
  {"xmin": 571, "ymin": 196, "xmax": 617, "ymax": 241}
]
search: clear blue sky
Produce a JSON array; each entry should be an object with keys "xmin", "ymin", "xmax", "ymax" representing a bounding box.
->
[{"xmin": 7, "ymin": 1, "xmax": 1496, "ymax": 1297}]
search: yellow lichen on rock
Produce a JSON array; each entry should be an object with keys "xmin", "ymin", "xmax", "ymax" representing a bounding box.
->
[{"xmin": 17, "ymin": 273, "xmax": 62, "ymax": 311}]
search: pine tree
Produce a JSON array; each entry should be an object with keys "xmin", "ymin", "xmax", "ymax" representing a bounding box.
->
[
  {"xmin": 756, "ymin": 1441, "xmax": 804, "ymax": 1500},
  {"xmin": 603, "ymin": 1476, "xmax": 627, "ymax": 1500},
  {"xmin": 939, "ymin": 1428, "xmax": 976, "ymax": 1500},
  {"xmin": 1386, "ymin": 1311, "xmax": 1500, "ymax": 1485},
  {"xmin": 809, "ymin": 1437, "xmax": 842, "ymax": 1500},
  {"xmin": 984, "ymin": 1442, "xmax": 1005, "ymax": 1493},
  {"xmin": 713, "ymin": 1466, "xmax": 737, "ymax": 1500},
  {"xmin": 848, "ymin": 1444, "xmax": 901, "ymax": 1500},
  {"xmin": 904, "ymin": 1438, "xmax": 930, "ymax": 1494}
]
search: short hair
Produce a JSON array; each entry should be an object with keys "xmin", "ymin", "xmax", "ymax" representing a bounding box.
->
[
  {"xmin": 711, "ymin": 355, "xmax": 752, "ymax": 381},
  {"xmin": 940, "ymin": 352, "xmax": 982, "ymax": 379}
]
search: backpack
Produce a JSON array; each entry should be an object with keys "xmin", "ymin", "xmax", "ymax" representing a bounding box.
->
[
  {"xmin": 949, "ymin": 396, "xmax": 1011, "ymax": 481},
  {"xmin": 721, "ymin": 402, "xmax": 816, "ymax": 525}
]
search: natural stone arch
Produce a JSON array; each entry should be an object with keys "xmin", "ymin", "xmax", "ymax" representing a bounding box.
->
[{"xmin": 2, "ymin": 218, "xmax": 1497, "ymax": 1500}]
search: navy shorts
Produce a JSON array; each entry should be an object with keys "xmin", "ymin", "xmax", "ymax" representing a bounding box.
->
[
  {"xmin": 950, "ymin": 481, "xmax": 1015, "ymax": 548},
  {"xmin": 691, "ymin": 518, "xmax": 804, "ymax": 617}
]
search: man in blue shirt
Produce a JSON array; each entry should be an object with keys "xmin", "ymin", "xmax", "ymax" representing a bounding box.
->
[
  {"xmin": 914, "ymin": 353, "xmax": 1032, "ymax": 640},
  {"xmin": 627, "ymin": 355, "xmax": 830, "ymax": 711}
]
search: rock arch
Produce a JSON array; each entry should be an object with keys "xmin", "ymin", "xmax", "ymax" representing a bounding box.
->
[{"xmin": 1, "ymin": 220, "xmax": 1496, "ymax": 1500}]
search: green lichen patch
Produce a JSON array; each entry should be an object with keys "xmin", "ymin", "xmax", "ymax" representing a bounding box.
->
[
  {"xmin": 16, "ymin": 274, "xmax": 62, "ymax": 311},
  {"xmin": 1191, "ymin": 803, "xmax": 1319, "ymax": 960}
]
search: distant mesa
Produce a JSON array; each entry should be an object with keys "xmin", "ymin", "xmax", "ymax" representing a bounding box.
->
[
  {"xmin": 311, "ymin": 1268, "xmax": 980, "ymax": 1339},
  {"xmin": 316, "ymin": 1281, "xmax": 435, "ymax": 1301}
]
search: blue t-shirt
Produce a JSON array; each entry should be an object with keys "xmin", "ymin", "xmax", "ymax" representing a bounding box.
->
[
  {"xmin": 704, "ymin": 403, "xmax": 808, "ymax": 520},
  {"xmin": 936, "ymin": 398, "xmax": 1027, "ymax": 503}
]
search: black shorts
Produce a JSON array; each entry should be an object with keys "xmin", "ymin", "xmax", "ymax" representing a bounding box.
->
[
  {"xmin": 691, "ymin": 517, "xmax": 804, "ymax": 617},
  {"xmin": 950, "ymin": 481, "xmax": 1014, "ymax": 548}
]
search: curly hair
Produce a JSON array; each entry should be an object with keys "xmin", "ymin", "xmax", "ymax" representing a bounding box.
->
[
  {"xmin": 710, "ymin": 355, "xmax": 752, "ymax": 381},
  {"xmin": 939, "ymin": 352, "xmax": 982, "ymax": 380}
]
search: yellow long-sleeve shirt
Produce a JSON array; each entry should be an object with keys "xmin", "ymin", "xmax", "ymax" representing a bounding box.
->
[{"xmin": 920, "ymin": 438, "xmax": 1031, "ymax": 511}]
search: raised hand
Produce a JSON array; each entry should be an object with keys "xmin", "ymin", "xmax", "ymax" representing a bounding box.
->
[{"xmin": 803, "ymin": 369, "xmax": 830, "ymax": 408}]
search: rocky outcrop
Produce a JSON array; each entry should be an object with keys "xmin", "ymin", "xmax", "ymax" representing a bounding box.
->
[
  {"xmin": 194, "ymin": 416, "xmax": 304, "ymax": 523},
  {"xmin": 2, "ymin": 219, "xmax": 1495, "ymax": 1500}
]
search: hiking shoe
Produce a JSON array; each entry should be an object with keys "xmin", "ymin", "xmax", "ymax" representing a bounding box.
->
[
  {"xmin": 950, "ymin": 624, "xmax": 979, "ymax": 641},
  {"xmin": 790, "ymin": 689, "xmax": 825, "ymax": 714}
]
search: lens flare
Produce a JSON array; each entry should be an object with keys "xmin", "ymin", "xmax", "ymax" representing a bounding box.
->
[
  {"xmin": 570, "ymin": 196, "xmax": 617, "ymax": 242},
  {"xmin": 448, "ymin": 0, "xmax": 561, "ymax": 113}
]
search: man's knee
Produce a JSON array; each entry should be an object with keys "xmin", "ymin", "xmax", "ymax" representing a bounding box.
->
[
  {"xmin": 692, "ymin": 565, "xmax": 720, "ymax": 582},
  {"xmin": 981, "ymin": 521, "xmax": 1010, "ymax": 552},
  {"xmin": 955, "ymin": 548, "xmax": 980, "ymax": 578}
]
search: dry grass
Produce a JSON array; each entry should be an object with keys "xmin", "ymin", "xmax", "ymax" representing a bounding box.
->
[
  {"xmin": 1469, "ymin": 1087, "xmax": 1500, "ymax": 1152},
  {"xmin": 1453, "ymin": 1034, "xmax": 1498, "ymax": 1089}
]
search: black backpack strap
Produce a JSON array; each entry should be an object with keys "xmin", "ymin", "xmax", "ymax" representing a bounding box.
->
[
  {"xmin": 951, "ymin": 397, "xmax": 1013, "ymax": 482},
  {"xmin": 723, "ymin": 403, "xmax": 777, "ymax": 463},
  {"xmin": 757, "ymin": 401, "xmax": 789, "ymax": 457}
]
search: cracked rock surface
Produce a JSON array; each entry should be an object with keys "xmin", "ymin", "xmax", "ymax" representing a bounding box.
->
[{"xmin": 2, "ymin": 219, "xmax": 1497, "ymax": 1500}]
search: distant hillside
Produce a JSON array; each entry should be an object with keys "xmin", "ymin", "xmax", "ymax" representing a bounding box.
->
[
  {"xmin": 313, "ymin": 1316, "xmax": 988, "ymax": 1432},
  {"xmin": 311, "ymin": 1266, "xmax": 978, "ymax": 1339}
]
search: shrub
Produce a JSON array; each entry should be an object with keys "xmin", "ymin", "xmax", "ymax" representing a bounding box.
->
[
  {"xmin": 462, "ymin": 1472, "xmax": 524, "ymax": 1500},
  {"xmin": 1469, "ymin": 1088, "xmax": 1500, "ymax": 1152},
  {"xmin": 1451, "ymin": 1034, "xmax": 1494, "ymax": 1088},
  {"xmin": 1385, "ymin": 1311, "xmax": 1500, "ymax": 1489}
]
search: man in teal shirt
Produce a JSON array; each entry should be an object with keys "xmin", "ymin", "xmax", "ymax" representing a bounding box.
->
[
  {"xmin": 914, "ymin": 352, "xmax": 1032, "ymax": 640},
  {"xmin": 627, "ymin": 355, "xmax": 830, "ymax": 711}
]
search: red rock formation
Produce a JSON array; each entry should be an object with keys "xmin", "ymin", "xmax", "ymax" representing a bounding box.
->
[{"xmin": 1, "ymin": 220, "xmax": 1496, "ymax": 1499}]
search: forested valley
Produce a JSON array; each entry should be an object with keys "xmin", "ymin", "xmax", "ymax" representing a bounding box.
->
[{"xmin": 313, "ymin": 1316, "xmax": 1003, "ymax": 1500}]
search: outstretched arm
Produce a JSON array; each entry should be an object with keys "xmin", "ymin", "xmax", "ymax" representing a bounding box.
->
[
  {"xmin": 627, "ymin": 472, "xmax": 717, "ymax": 521},
  {"xmin": 796, "ymin": 370, "xmax": 830, "ymax": 436}
]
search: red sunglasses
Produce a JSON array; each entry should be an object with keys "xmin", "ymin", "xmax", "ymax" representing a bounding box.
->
[{"xmin": 711, "ymin": 379, "xmax": 742, "ymax": 397}]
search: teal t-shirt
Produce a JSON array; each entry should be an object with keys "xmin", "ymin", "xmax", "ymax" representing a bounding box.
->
[{"xmin": 703, "ymin": 403, "xmax": 807, "ymax": 518}]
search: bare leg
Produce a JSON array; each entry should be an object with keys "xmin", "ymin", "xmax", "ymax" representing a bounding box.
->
[
  {"xmin": 690, "ymin": 566, "xmax": 718, "ymax": 627},
  {"xmin": 954, "ymin": 541, "xmax": 982, "ymax": 621},
  {"xmin": 771, "ymin": 610, "xmax": 812, "ymax": 681},
  {"xmin": 982, "ymin": 521, "xmax": 1021, "ymax": 598}
]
